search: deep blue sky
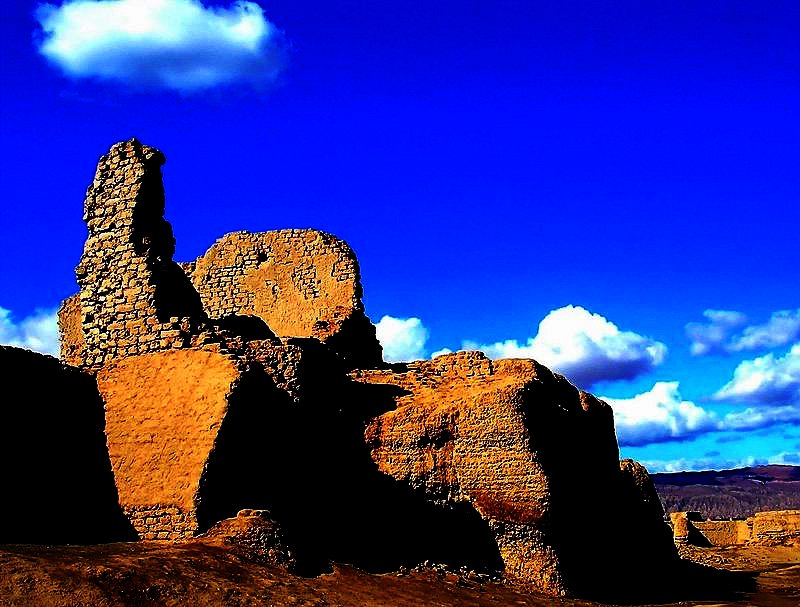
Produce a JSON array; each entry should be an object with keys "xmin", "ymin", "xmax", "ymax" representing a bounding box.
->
[{"xmin": 1, "ymin": 0, "xmax": 798, "ymax": 471}]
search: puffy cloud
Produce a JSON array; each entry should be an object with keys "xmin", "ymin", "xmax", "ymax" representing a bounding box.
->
[
  {"xmin": 601, "ymin": 382, "xmax": 719, "ymax": 447},
  {"xmin": 375, "ymin": 315, "xmax": 429, "ymax": 363},
  {"xmin": 464, "ymin": 305, "xmax": 666, "ymax": 389},
  {"xmin": 713, "ymin": 343, "xmax": 800, "ymax": 406},
  {"xmin": 0, "ymin": 306, "xmax": 60, "ymax": 357},
  {"xmin": 687, "ymin": 308, "xmax": 800, "ymax": 355},
  {"xmin": 601, "ymin": 379, "xmax": 800, "ymax": 448},
  {"xmin": 685, "ymin": 309, "xmax": 748, "ymax": 355},
  {"xmin": 35, "ymin": 0, "xmax": 286, "ymax": 92}
]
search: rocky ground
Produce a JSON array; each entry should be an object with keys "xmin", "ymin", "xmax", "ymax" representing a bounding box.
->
[{"xmin": 1, "ymin": 540, "xmax": 798, "ymax": 607}]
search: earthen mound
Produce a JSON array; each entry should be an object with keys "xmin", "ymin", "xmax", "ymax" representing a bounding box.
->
[{"xmin": 355, "ymin": 352, "xmax": 678, "ymax": 598}]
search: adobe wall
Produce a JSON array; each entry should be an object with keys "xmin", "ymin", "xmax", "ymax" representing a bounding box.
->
[
  {"xmin": 751, "ymin": 509, "xmax": 800, "ymax": 545},
  {"xmin": 188, "ymin": 230, "xmax": 383, "ymax": 369},
  {"xmin": 669, "ymin": 509, "xmax": 800, "ymax": 547},
  {"xmin": 692, "ymin": 520, "xmax": 751, "ymax": 546},
  {"xmin": 97, "ymin": 349, "xmax": 242, "ymax": 540},
  {"xmin": 355, "ymin": 352, "xmax": 677, "ymax": 598}
]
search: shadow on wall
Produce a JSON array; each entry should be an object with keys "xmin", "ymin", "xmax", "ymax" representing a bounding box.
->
[
  {"xmin": 196, "ymin": 358, "xmax": 503, "ymax": 576},
  {"xmin": 0, "ymin": 346, "xmax": 136, "ymax": 544},
  {"xmin": 519, "ymin": 372, "xmax": 755, "ymax": 603}
]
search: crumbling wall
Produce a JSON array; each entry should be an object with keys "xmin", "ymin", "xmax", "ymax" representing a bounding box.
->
[
  {"xmin": 57, "ymin": 293, "xmax": 85, "ymax": 366},
  {"xmin": 74, "ymin": 139, "xmax": 206, "ymax": 368},
  {"xmin": 189, "ymin": 230, "xmax": 383, "ymax": 369},
  {"xmin": 354, "ymin": 352, "xmax": 678, "ymax": 598},
  {"xmin": 692, "ymin": 520, "xmax": 751, "ymax": 546},
  {"xmin": 751, "ymin": 509, "xmax": 800, "ymax": 545},
  {"xmin": 669, "ymin": 509, "xmax": 800, "ymax": 547}
]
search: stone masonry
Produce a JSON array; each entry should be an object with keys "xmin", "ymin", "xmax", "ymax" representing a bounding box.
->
[
  {"xmin": 188, "ymin": 230, "xmax": 383, "ymax": 369},
  {"xmin": 74, "ymin": 139, "xmax": 206, "ymax": 368},
  {"xmin": 44, "ymin": 139, "xmax": 682, "ymax": 599}
]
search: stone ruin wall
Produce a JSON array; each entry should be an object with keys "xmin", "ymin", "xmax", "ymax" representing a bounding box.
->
[
  {"xmin": 73, "ymin": 139, "xmax": 206, "ymax": 369},
  {"xmin": 187, "ymin": 229, "xmax": 360, "ymax": 335},
  {"xmin": 670, "ymin": 509, "xmax": 800, "ymax": 547},
  {"xmin": 187, "ymin": 230, "xmax": 383, "ymax": 369},
  {"xmin": 60, "ymin": 139, "xmax": 382, "ymax": 371},
  {"xmin": 58, "ymin": 293, "xmax": 85, "ymax": 366},
  {"xmin": 42, "ymin": 139, "xmax": 682, "ymax": 597}
]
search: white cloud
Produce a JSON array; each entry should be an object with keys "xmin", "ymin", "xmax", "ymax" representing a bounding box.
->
[
  {"xmin": 641, "ymin": 453, "xmax": 783, "ymax": 474},
  {"xmin": 602, "ymin": 378, "xmax": 800, "ymax": 448},
  {"xmin": 714, "ymin": 343, "xmax": 800, "ymax": 405},
  {"xmin": 687, "ymin": 308, "xmax": 800, "ymax": 356},
  {"xmin": 602, "ymin": 382, "xmax": 719, "ymax": 447},
  {"xmin": 375, "ymin": 315, "xmax": 429, "ymax": 363},
  {"xmin": 0, "ymin": 306, "xmax": 60, "ymax": 357},
  {"xmin": 721, "ymin": 404, "xmax": 800, "ymax": 431},
  {"xmin": 685, "ymin": 309, "xmax": 748, "ymax": 355},
  {"xmin": 731, "ymin": 309, "xmax": 800, "ymax": 351},
  {"xmin": 464, "ymin": 305, "xmax": 666, "ymax": 389},
  {"xmin": 35, "ymin": 0, "xmax": 286, "ymax": 92}
]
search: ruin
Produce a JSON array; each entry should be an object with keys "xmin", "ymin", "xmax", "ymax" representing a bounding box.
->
[
  {"xmin": 12, "ymin": 138, "xmax": 684, "ymax": 598},
  {"xmin": 670, "ymin": 510, "xmax": 800, "ymax": 547}
]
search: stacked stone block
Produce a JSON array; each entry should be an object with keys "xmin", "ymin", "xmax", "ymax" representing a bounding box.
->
[
  {"xmin": 188, "ymin": 229, "xmax": 383, "ymax": 369},
  {"xmin": 74, "ymin": 138, "xmax": 205, "ymax": 368}
]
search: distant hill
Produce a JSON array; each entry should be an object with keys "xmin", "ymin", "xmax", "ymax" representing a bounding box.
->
[{"xmin": 652, "ymin": 465, "xmax": 800, "ymax": 519}]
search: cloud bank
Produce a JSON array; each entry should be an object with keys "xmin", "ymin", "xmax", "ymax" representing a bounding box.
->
[
  {"xmin": 641, "ymin": 450, "xmax": 800, "ymax": 473},
  {"xmin": 602, "ymin": 379, "xmax": 800, "ymax": 447},
  {"xmin": 0, "ymin": 306, "xmax": 60, "ymax": 357},
  {"xmin": 714, "ymin": 343, "xmax": 800, "ymax": 406},
  {"xmin": 35, "ymin": 0, "xmax": 286, "ymax": 92},
  {"xmin": 375, "ymin": 315, "xmax": 429, "ymax": 363},
  {"xmin": 464, "ymin": 305, "xmax": 667, "ymax": 389},
  {"xmin": 687, "ymin": 308, "xmax": 800, "ymax": 356},
  {"xmin": 602, "ymin": 382, "xmax": 718, "ymax": 447}
]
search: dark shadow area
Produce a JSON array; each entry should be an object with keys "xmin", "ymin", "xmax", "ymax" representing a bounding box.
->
[
  {"xmin": 322, "ymin": 312, "xmax": 387, "ymax": 371},
  {"xmin": 150, "ymin": 259, "xmax": 207, "ymax": 322},
  {"xmin": 213, "ymin": 315, "xmax": 275, "ymax": 340},
  {"xmin": 0, "ymin": 346, "xmax": 137, "ymax": 544},
  {"xmin": 196, "ymin": 350, "xmax": 502, "ymax": 577},
  {"xmin": 519, "ymin": 365, "xmax": 757, "ymax": 603},
  {"xmin": 129, "ymin": 147, "xmax": 206, "ymax": 323}
]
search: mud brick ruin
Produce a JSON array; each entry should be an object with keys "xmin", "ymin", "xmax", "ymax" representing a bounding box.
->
[
  {"xmin": 5, "ymin": 138, "xmax": 700, "ymax": 599},
  {"xmin": 670, "ymin": 509, "xmax": 800, "ymax": 547}
]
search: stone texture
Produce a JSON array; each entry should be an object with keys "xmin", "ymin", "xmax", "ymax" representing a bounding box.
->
[
  {"xmin": 199, "ymin": 509, "xmax": 295, "ymax": 569},
  {"xmin": 354, "ymin": 351, "xmax": 678, "ymax": 597},
  {"xmin": 188, "ymin": 229, "xmax": 383, "ymax": 369},
  {"xmin": 0, "ymin": 346, "xmax": 134, "ymax": 544},
  {"xmin": 37, "ymin": 139, "xmax": 682, "ymax": 600},
  {"xmin": 668, "ymin": 509, "xmax": 800, "ymax": 547},
  {"xmin": 73, "ymin": 139, "xmax": 206, "ymax": 369},
  {"xmin": 57, "ymin": 293, "xmax": 85, "ymax": 366},
  {"xmin": 751, "ymin": 509, "xmax": 800, "ymax": 545}
]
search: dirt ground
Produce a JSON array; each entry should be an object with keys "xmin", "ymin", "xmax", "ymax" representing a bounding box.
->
[{"xmin": 0, "ymin": 541, "xmax": 797, "ymax": 607}]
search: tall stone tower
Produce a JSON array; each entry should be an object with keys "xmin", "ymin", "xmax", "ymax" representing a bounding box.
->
[{"xmin": 75, "ymin": 139, "xmax": 205, "ymax": 367}]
